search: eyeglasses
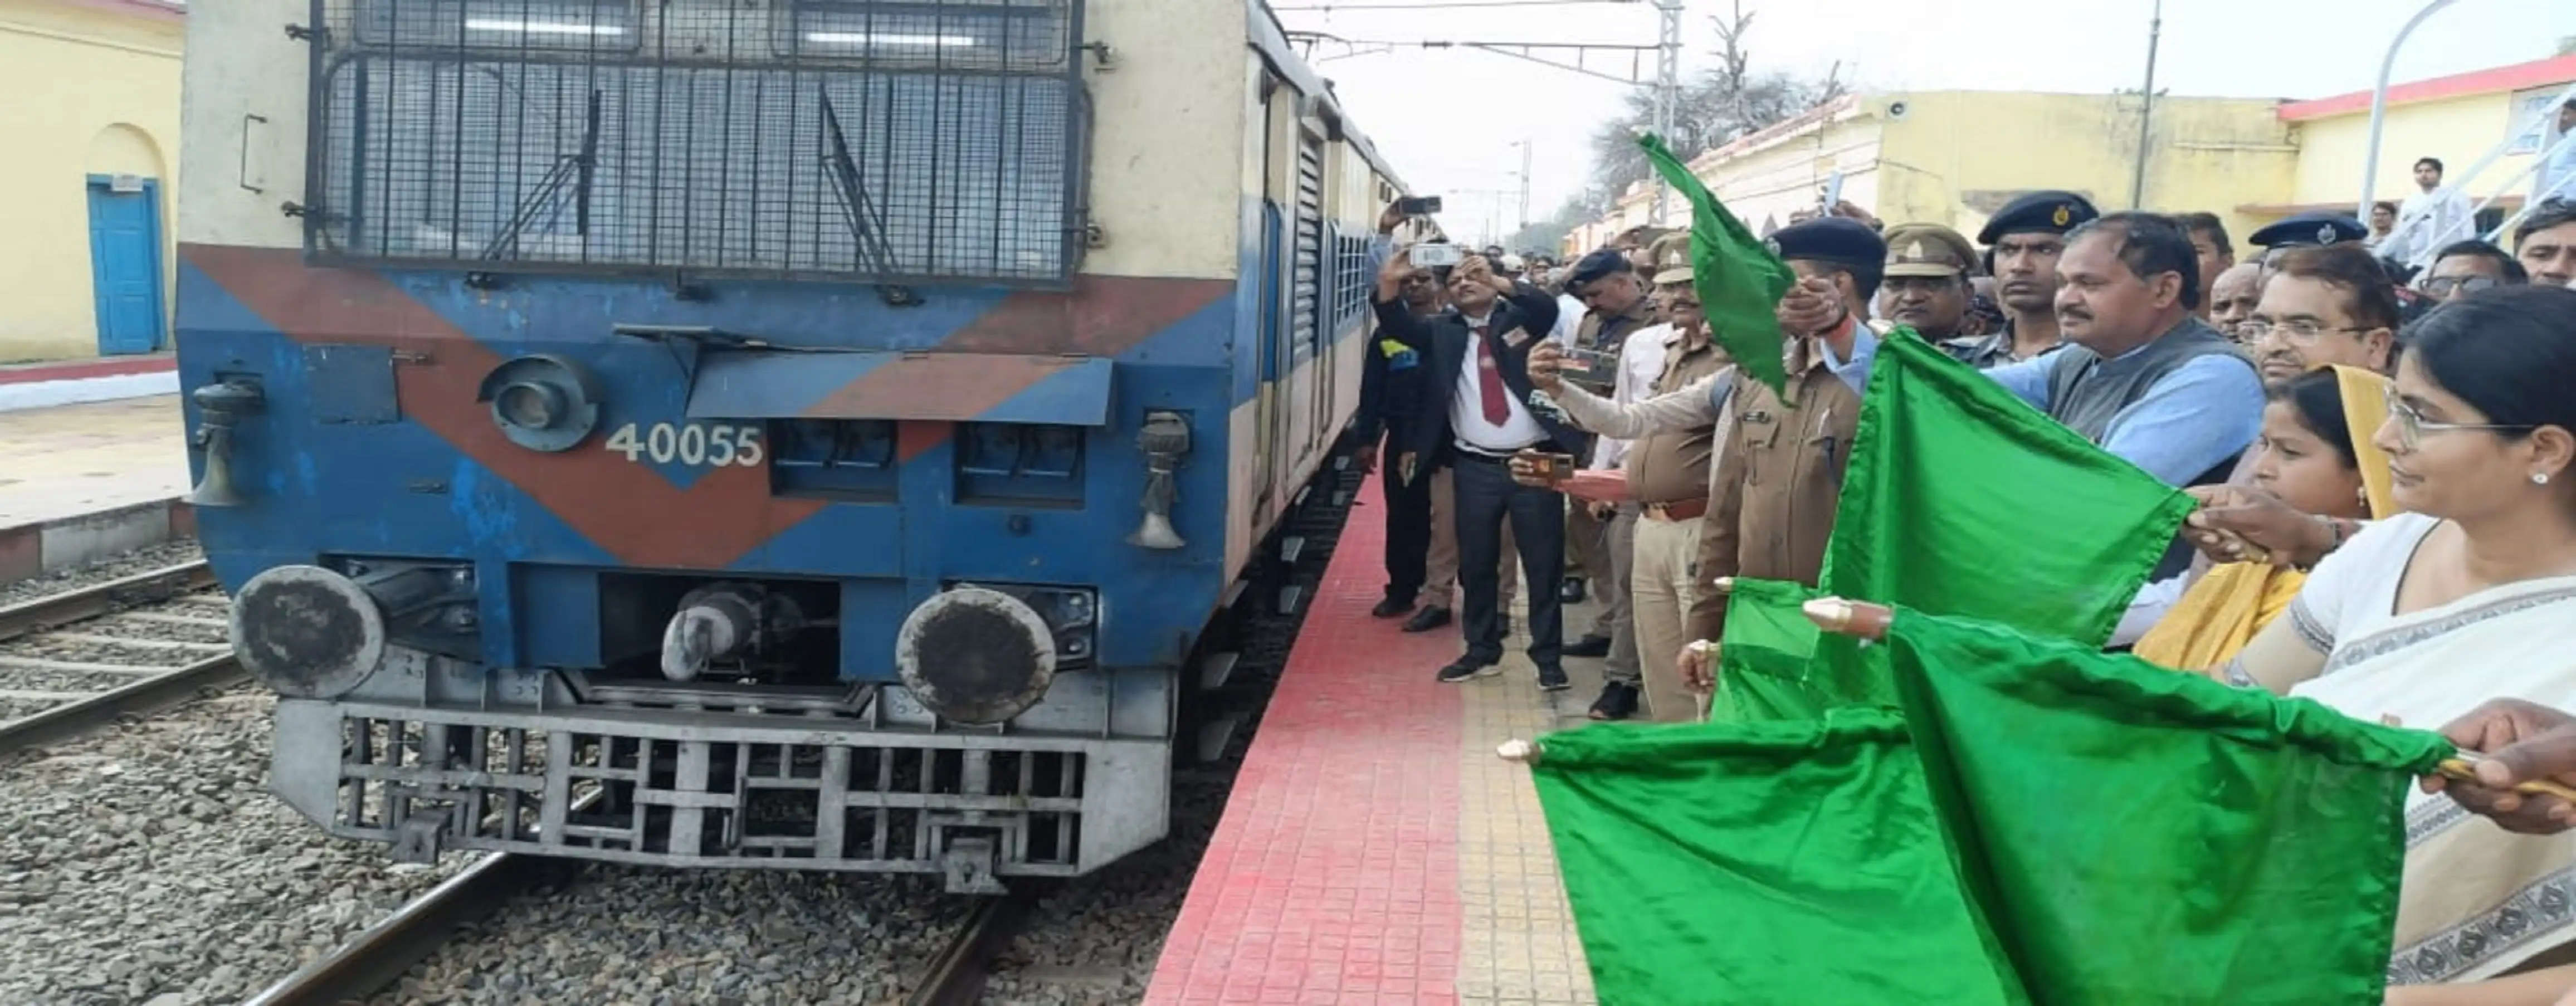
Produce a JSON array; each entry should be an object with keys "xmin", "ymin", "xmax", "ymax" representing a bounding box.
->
[
  {"xmin": 2418, "ymin": 275, "xmax": 2499, "ymax": 296},
  {"xmin": 2382, "ymin": 387, "xmax": 2535, "ymax": 450},
  {"xmin": 2233, "ymin": 319, "xmax": 2374, "ymax": 342}
]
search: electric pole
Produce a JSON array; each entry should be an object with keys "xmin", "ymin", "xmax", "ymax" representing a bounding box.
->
[
  {"xmin": 1518, "ymin": 139, "xmax": 1534, "ymax": 237},
  {"xmin": 2128, "ymin": 0, "xmax": 2163, "ymax": 209},
  {"xmin": 1651, "ymin": 0, "xmax": 1681, "ymax": 225}
]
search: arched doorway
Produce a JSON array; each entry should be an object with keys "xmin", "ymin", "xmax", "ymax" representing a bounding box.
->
[{"xmin": 84, "ymin": 123, "xmax": 170, "ymax": 355}]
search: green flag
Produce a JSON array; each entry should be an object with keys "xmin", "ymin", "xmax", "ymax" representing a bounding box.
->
[
  {"xmin": 1802, "ymin": 330, "xmax": 2198, "ymax": 710},
  {"xmin": 1706, "ymin": 577, "xmax": 1825, "ymax": 722},
  {"xmin": 1529, "ymin": 709, "xmax": 2024, "ymax": 1006},
  {"xmin": 1879, "ymin": 606, "xmax": 2450, "ymax": 1004},
  {"xmin": 1636, "ymin": 133, "xmax": 1793, "ymax": 396},
  {"xmin": 1529, "ymin": 607, "xmax": 2452, "ymax": 1004}
]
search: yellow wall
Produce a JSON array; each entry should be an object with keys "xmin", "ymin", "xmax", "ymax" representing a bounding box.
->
[
  {"xmin": 2287, "ymin": 90, "xmax": 2547, "ymax": 211},
  {"xmin": 1574, "ymin": 90, "xmax": 2297, "ymax": 258},
  {"xmin": 1873, "ymin": 91, "xmax": 2295, "ymax": 250},
  {"xmin": 0, "ymin": 0, "xmax": 182, "ymax": 363}
]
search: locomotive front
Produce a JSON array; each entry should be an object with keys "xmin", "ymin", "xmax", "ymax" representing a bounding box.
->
[{"xmin": 177, "ymin": 0, "xmax": 1252, "ymax": 892}]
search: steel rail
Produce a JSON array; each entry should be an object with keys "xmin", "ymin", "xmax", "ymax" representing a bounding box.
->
[
  {"xmin": 908, "ymin": 893, "xmax": 1030, "ymax": 1006},
  {"xmin": 238, "ymin": 849, "xmax": 561, "ymax": 1006},
  {"xmin": 0, "ymin": 560, "xmax": 216, "ymax": 644},
  {"xmin": 0, "ymin": 652, "xmax": 246, "ymax": 756}
]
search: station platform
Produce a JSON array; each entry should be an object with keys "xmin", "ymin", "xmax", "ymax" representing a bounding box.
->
[
  {"xmin": 0, "ymin": 394, "xmax": 193, "ymax": 583},
  {"xmin": 1145, "ymin": 477, "xmax": 1605, "ymax": 1006},
  {"xmin": 0, "ymin": 352, "xmax": 178, "ymax": 413}
]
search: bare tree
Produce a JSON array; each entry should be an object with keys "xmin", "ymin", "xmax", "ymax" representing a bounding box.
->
[{"xmin": 1568, "ymin": 0, "xmax": 1846, "ymax": 220}]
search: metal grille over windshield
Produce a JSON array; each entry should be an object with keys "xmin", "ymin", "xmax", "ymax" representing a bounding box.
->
[{"xmin": 307, "ymin": 0, "xmax": 1088, "ymax": 285}]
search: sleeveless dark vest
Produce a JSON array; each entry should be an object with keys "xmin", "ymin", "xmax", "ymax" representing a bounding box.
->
[{"xmin": 2042, "ymin": 318, "xmax": 2255, "ymax": 581}]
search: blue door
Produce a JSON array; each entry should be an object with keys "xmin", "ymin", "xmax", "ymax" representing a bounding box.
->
[{"xmin": 86, "ymin": 176, "xmax": 165, "ymax": 355}]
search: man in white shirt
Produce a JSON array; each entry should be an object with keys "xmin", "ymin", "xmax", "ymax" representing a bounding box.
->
[
  {"xmin": 2538, "ymin": 99, "xmax": 2576, "ymax": 208},
  {"xmin": 1370, "ymin": 251, "xmax": 1587, "ymax": 691},
  {"xmin": 2386, "ymin": 157, "xmax": 2475, "ymax": 270}
]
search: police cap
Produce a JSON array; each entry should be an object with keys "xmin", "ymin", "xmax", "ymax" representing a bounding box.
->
[
  {"xmin": 1975, "ymin": 190, "xmax": 2100, "ymax": 245},
  {"xmin": 1768, "ymin": 217, "xmax": 1886, "ymax": 270},
  {"xmin": 2247, "ymin": 212, "xmax": 2369, "ymax": 250},
  {"xmin": 1568, "ymin": 248, "xmax": 1632, "ymax": 289},
  {"xmin": 1648, "ymin": 233, "xmax": 1694, "ymax": 286},
  {"xmin": 1881, "ymin": 223, "xmax": 1979, "ymax": 278}
]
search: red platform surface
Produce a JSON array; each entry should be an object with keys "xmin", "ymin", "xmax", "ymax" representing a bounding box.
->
[{"xmin": 1145, "ymin": 476, "xmax": 1596, "ymax": 1006}]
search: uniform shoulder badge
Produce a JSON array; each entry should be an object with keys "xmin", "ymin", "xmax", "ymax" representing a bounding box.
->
[{"xmin": 2051, "ymin": 204, "xmax": 2071, "ymax": 227}]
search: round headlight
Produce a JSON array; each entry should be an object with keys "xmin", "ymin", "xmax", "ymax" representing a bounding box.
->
[
  {"xmin": 496, "ymin": 380, "xmax": 566, "ymax": 429},
  {"xmin": 894, "ymin": 586, "xmax": 1058, "ymax": 726},
  {"xmin": 476, "ymin": 355, "xmax": 602, "ymax": 453},
  {"xmin": 229, "ymin": 564, "xmax": 387, "ymax": 700}
]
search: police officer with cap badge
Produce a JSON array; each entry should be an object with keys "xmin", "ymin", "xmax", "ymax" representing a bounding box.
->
[
  {"xmin": 1877, "ymin": 222, "xmax": 1982, "ymax": 342},
  {"xmin": 2247, "ymin": 212, "xmax": 2371, "ymax": 266},
  {"xmin": 1947, "ymin": 190, "xmax": 2100, "ymax": 368}
]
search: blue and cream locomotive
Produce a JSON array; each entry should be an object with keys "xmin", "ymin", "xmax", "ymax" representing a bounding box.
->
[{"xmin": 174, "ymin": 0, "xmax": 1405, "ymax": 891}]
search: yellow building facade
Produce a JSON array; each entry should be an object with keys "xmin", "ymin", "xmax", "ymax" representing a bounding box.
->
[
  {"xmin": 1570, "ymin": 56, "xmax": 2576, "ymax": 259},
  {"xmin": 0, "ymin": 0, "xmax": 183, "ymax": 364},
  {"xmin": 2257, "ymin": 54, "xmax": 2576, "ymax": 229},
  {"xmin": 1570, "ymin": 89, "xmax": 2296, "ymax": 257}
]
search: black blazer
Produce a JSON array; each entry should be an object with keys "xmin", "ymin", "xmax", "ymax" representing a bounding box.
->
[{"xmin": 1370, "ymin": 282, "xmax": 1589, "ymax": 472}]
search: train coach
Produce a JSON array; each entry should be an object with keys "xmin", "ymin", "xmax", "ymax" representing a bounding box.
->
[{"xmin": 173, "ymin": 0, "xmax": 1408, "ymax": 893}]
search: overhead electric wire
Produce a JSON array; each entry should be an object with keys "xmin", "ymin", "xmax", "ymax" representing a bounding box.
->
[{"xmin": 1273, "ymin": 0, "xmax": 1635, "ymax": 11}]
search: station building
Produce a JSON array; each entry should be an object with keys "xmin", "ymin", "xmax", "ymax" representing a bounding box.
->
[
  {"xmin": 0, "ymin": 0, "xmax": 183, "ymax": 365},
  {"xmin": 1567, "ymin": 53, "xmax": 2576, "ymax": 257}
]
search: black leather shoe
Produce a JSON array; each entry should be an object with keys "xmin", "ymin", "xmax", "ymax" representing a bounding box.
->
[
  {"xmin": 1560, "ymin": 578, "xmax": 1588, "ymax": 603},
  {"xmin": 1588, "ymin": 681, "xmax": 1639, "ymax": 720},
  {"xmin": 1438, "ymin": 660, "xmax": 1501, "ymax": 683},
  {"xmin": 1536, "ymin": 665, "xmax": 1572, "ymax": 692},
  {"xmin": 1562, "ymin": 634, "xmax": 1613, "ymax": 658},
  {"xmin": 1403, "ymin": 605, "xmax": 1452, "ymax": 633},
  {"xmin": 1371, "ymin": 596, "xmax": 1413, "ymax": 618}
]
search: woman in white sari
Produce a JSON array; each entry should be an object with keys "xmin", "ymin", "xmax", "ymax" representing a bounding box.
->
[{"xmin": 2223, "ymin": 285, "xmax": 2576, "ymax": 993}]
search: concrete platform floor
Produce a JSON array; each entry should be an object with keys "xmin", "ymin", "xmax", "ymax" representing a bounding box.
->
[{"xmin": 0, "ymin": 395, "xmax": 190, "ymax": 529}]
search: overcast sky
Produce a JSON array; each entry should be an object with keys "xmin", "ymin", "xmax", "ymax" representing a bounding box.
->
[{"xmin": 1274, "ymin": 0, "xmax": 2576, "ymax": 245}]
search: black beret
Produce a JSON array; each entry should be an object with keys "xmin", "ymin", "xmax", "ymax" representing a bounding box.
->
[
  {"xmin": 1976, "ymin": 190, "xmax": 2100, "ymax": 245},
  {"xmin": 1568, "ymin": 248, "xmax": 1631, "ymax": 287},
  {"xmin": 1768, "ymin": 217, "xmax": 1886, "ymax": 268},
  {"xmin": 2247, "ymin": 212, "xmax": 2370, "ymax": 250}
]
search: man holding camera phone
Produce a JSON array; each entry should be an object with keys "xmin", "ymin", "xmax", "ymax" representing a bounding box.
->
[{"xmin": 1372, "ymin": 243, "xmax": 1587, "ymax": 692}]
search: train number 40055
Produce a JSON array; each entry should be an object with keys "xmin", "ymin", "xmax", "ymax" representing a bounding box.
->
[{"xmin": 603, "ymin": 423, "xmax": 766, "ymax": 467}]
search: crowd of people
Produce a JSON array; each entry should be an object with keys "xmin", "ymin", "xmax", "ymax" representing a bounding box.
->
[{"xmin": 1350, "ymin": 178, "xmax": 2576, "ymax": 997}]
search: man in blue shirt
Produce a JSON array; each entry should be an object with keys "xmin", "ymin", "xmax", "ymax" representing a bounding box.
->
[
  {"xmin": 1979, "ymin": 212, "xmax": 2265, "ymax": 643},
  {"xmin": 1981, "ymin": 213, "xmax": 2265, "ymax": 490}
]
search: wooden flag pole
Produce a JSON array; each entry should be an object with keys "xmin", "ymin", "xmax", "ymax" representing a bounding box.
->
[{"xmin": 1782, "ymin": 593, "xmax": 2576, "ymax": 805}]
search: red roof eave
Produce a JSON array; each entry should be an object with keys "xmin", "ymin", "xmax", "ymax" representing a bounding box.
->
[{"xmin": 2280, "ymin": 53, "xmax": 2576, "ymax": 121}]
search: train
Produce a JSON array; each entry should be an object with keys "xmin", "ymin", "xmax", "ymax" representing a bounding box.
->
[{"xmin": 174, "ymin": 0, "xmax": 1408, "ymax": 893}]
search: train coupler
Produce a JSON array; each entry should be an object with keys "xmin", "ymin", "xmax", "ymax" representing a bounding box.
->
[{"xmin": 393, "ymin": 810, "xmax": 449, "ymax": 863}]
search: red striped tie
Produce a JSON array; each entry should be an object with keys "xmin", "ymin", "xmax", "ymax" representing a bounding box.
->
[{"xmin": 1474, "ymin": 324, "xmax": 1510, "ymax": 424}]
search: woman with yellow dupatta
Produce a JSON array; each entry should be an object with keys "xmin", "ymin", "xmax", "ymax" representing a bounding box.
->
[{"xmin": 2135, "ymin": 364, "xmax": 2392, "ymax": 672}]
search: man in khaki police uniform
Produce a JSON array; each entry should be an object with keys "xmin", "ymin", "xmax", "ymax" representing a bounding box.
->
[
  {"xmin": 1521, "ymin": 218, "xmax": 1880, "ymax": 716},
  {"xmin": 1876, "ymin": 223, "xmax": 1980, "ymax": 341},
  {"xmin": 1610, "ymin": 240, "xmax": 1731, "ymax": 720}
]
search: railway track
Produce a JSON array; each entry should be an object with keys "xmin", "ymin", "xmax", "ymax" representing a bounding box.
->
[
  {"xmin": 242, "ymin": 858, "xmax": 1032, "ymax": 1006},
  {"xmin": 0, "ymin": 558, "xmax": 245, "ymax": 755}
]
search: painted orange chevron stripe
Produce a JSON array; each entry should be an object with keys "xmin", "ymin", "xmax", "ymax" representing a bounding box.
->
[{"xmin": 185, "ymin": 245, "xmax": 825, "ymax": 569}]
